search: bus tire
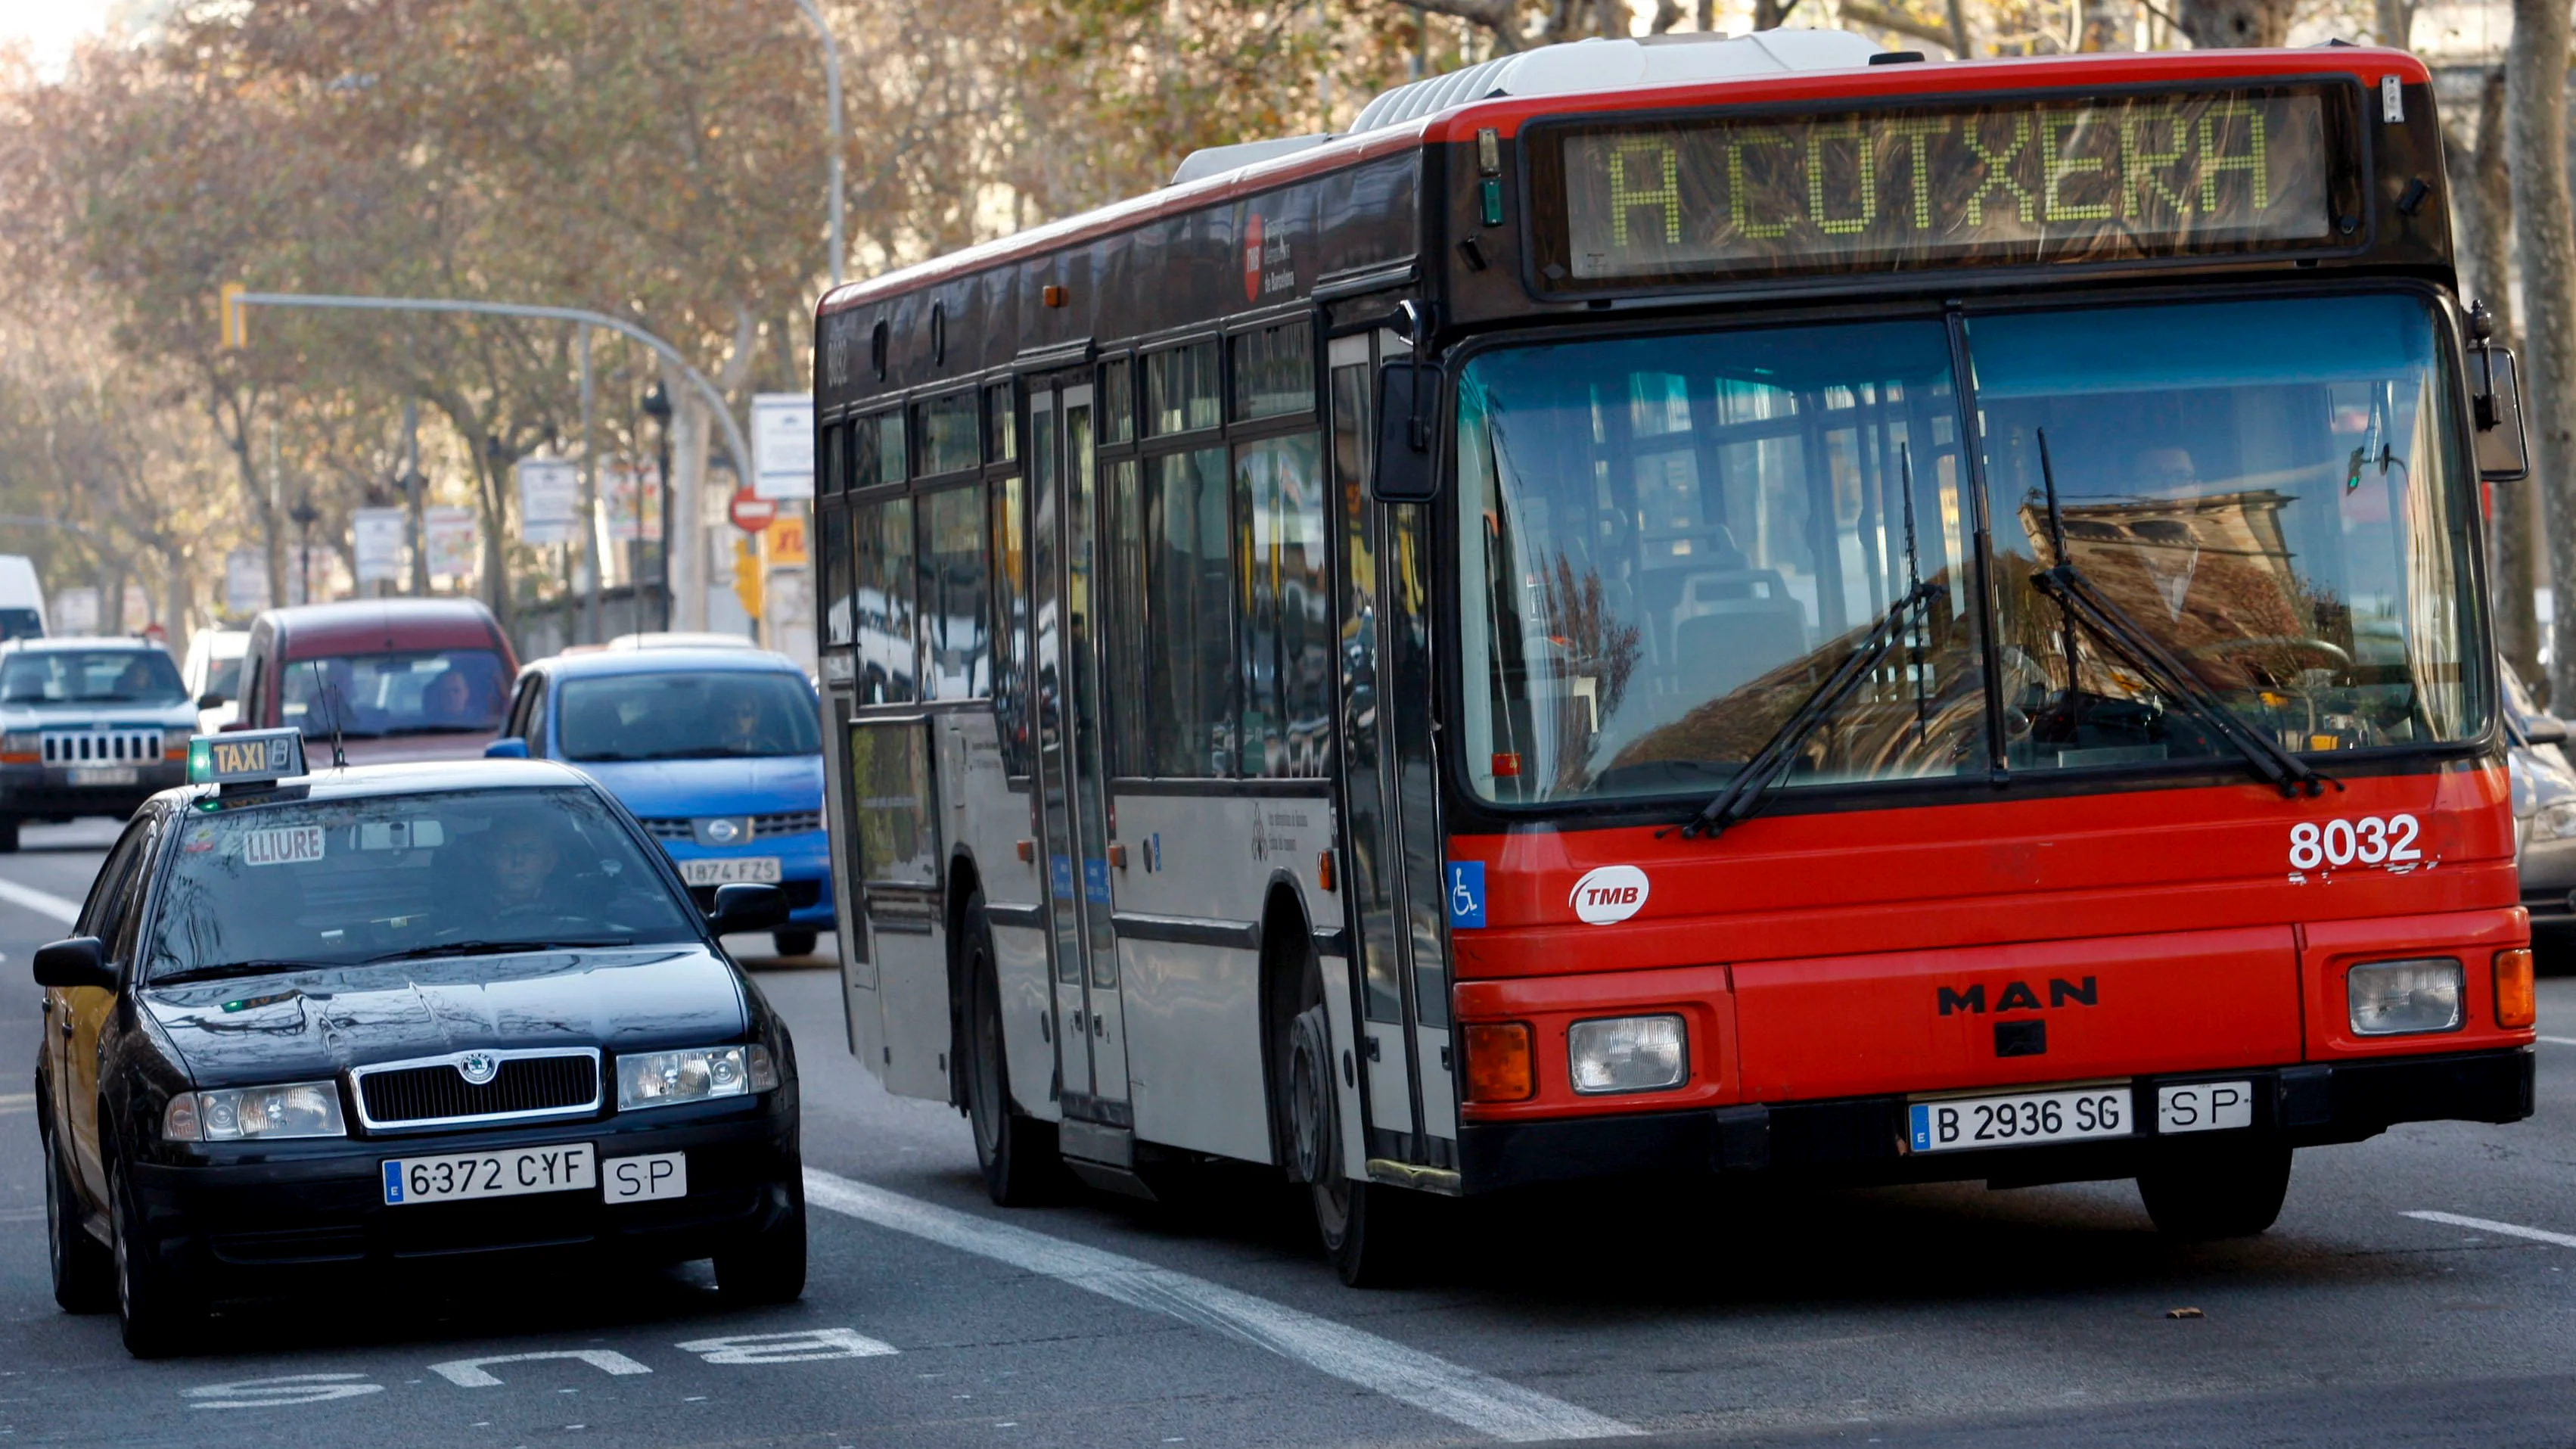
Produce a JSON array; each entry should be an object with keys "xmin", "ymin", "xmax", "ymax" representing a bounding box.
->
[
  {"xmin": 2137, "ymin": 1137, "xmax": 2293, "ymax": 1241},
  {"xmin": 1286, "ymin": 953, "xmax": 1414, "ymax": 1286},
  {"xmin": 962, "ymin": 891, "xmax": 1059, "ymax": 1206}
]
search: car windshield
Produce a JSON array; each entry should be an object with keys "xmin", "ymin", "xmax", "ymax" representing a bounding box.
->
[
  {"xmin": 0, "ymin": 648, "xmax": 186, "ymax": 705},
  {"xmin": 142, "ymin": 788, "xmax": 699, "ymax": 981},
  {"xmin": 281, "ymin": 648, "xmax": 507, "ymax": 740},
  {"xmin": 204, "ymin": 656, "xmax": 243, "ymax": 698},
  {"xmin": 1455, "ymin": 293, "xmax": 2485, "ymax": 805},
  {"xmin": 556, "ymin": 671, "xmax": 821, "ymax": 761}
]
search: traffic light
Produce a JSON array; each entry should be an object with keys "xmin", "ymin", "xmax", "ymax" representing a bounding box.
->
[
  {"xmin": 218, "ymin": 282, "xmax": 248, "ymax": 350},
  {"xmin": 732, "ymin": 536, "xmax": 763, "ymax": 619}
]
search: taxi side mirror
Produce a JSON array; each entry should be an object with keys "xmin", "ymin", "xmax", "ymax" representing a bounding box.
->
[
  {"xmin": 32, "ymin": 937, "xmax": 113, "ymax": 991},
  {"xmin": 483, "ymin": 738, "xmax": 530, "ymax": 760},
  {"xmin": 707, "ymin": 883, "xmax": 790, "ymax": 934}
]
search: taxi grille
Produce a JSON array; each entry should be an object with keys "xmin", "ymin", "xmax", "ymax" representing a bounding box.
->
[
  {"xmin": 353, "ymin": 1051, "xmax": 599, "ymax": 1128},
  {"xmin": 40, "ymin": 729, "xmax": 166, "ymax": 765}
]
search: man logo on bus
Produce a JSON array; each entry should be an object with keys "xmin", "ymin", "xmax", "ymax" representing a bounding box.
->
[
  {"xmin": 1570, "ymin": 865, "xmax": 1650, "ymax": 925},
  {"xmin": 1937, "ymin": 978, "xmax": 2099, "ymax": 1015}
]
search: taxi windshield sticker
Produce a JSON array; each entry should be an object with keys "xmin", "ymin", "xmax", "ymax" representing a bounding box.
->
[{"xmin": 240, "ymin": 825, "xmax": 326, "ymax": 867}]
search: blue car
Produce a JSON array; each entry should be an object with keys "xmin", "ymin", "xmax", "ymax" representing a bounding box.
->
[{"xmin": 488, "ymin": 648, "xmax": 834, "ymax": 956}]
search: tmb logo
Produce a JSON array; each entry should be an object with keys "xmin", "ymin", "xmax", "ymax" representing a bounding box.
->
[
  {"xmin": 1936, "ymin": 977, "xmax": 2099, "ymax": 1015},
  {"xmin": 1569, "ymin": 865, "xmax": 1649, "ymax": 925}
]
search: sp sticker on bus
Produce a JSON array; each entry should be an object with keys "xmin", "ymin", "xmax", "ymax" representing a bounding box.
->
[{"xmin": 1571, "ymin": 865, "xmax": 1649, "ymax": 925}]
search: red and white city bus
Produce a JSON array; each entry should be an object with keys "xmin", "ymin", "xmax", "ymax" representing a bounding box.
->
[{"xmin": 810, "ymin": 30, "xmax": 2538, "ymax": 1283}]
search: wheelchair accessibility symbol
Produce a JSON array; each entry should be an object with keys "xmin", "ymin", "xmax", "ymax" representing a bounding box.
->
[{"xmin": 1447, "ymin": 860, "xmax": 1486, "ymax": 929}]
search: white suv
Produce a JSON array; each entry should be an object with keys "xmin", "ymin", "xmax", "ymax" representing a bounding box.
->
[{"xmin": 0, "ymin": 638, "xmax": 196, "ymax": 850}]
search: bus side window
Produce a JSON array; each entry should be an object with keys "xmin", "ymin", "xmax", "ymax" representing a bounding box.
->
[
  {"xmin": 1236, "ymin": 433, "xmax": 1330, "ymax": 779},
  {"xmin": 991, "ymin": 474, "xmax": 1030, "ymax": 775},
  {"xmin": 1147, "ymin": 448, "xmax": 1235, "ymax": 776},
  {"xmin": 1105, "ymin": 459, "xmax": 1147, "ymax": 774},
  {"xmin": 1333, "ymin": 359, "xmax": 1403, "ymax": 1025},
  {"xmin": 917, "ymin": 484, "xmax": 990, "ymax": 700},
  {"xmin": 855, "ymin": 495, "xmax": 917, "ymax": 704},
  {"xmin": 822, "ymin": 507, "xmax": 855, "ymax": 649}
]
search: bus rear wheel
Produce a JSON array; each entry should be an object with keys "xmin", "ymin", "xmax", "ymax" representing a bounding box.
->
[
  {"xmin": 962, "ymin": 891, "xmax": 1059, "ymax": 1206},
  {"xmin": 2138, "ymin": 1137, "xmax": 2293, "ymax": 1240}
]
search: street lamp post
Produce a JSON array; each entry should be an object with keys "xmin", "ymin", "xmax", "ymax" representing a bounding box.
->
[
  {"xmin": 288, "ymin": 496, "xmax": 321, "ymax": 605},
  {"xmin": 787, "ymin": 0, "xmax": 846, "ymax": 290},
  {"xmin": 642, "ymin": 382, "xmax": 676, "ymax": 631}
]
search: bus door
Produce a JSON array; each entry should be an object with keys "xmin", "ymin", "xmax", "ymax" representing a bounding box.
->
[
  {"xmin": 1328, "ymin": 328, "xmax": 1459, "ymax": 1175},
  {"xmin": 1027, "ymin": 378, "xmax": 1131, "ymax": 1127}
]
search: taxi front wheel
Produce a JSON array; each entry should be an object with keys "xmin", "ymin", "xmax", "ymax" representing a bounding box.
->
[
  {"xmin": 45, "ymin": 1126, "xmax": 111, "ymax": 1313},
  {"xmin": 110, "ymin": 1158, "xmax": 204, "ymax": 1357},
  {"xmin": 713, "ymin": 1184, "xmax": 807, "ymax": 1305}
]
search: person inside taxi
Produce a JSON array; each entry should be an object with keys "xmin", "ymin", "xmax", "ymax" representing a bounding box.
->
[{"xmin": 486, "ymin": 818, "xmax": 566, "ymax": 921}]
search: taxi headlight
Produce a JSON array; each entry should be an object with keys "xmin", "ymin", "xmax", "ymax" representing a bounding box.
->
[
  {"xmin": 2534, "ymin": 801, "xmax": 2576, "ymax": 843},
  {"xmin": 164, "ymin": 1081, "xmax": 347, "ymax": 1141},
  {"xmin": 2347, "ymin": 958, "xmax": 2465, "ymax": 1036},
  {"xmin": 1568, "ymin": 1014, "xmax": 1688, "ymax": 1094},
  {"xmin": 616, "ymin": 1043, "xmax": 777, "ymax": 1110}
]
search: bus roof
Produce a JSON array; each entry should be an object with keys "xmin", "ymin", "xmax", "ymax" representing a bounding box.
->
[{"xmin": 816, "ymin": 40, "xmax": 2431, "ymax": 321}]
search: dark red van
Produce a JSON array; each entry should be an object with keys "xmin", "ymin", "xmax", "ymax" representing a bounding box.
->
[{"xmin": 224, "ymin": 600, "xmax": 519, "ymax": 763}]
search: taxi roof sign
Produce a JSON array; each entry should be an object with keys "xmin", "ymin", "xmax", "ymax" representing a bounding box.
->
[{"xmin": 189, "ymin": 729, "xmax": 309, "ymax": 788}]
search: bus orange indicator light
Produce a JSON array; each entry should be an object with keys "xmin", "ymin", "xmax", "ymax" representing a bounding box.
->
[
  {"xmin": 2494, "ymin": 948, "xmax": 2536, "ymax": 1028},
  {"xmin": 1317, "ymin": 850, "xmax": 1335, "ymax": 892},
  {"xmin": 1463, "ymin": 1022, "xmax": 1534, "ymax": 1102},
  {"xmin": 1042, "ymin": 285, "xmax": 1067, "ymax": 308}
]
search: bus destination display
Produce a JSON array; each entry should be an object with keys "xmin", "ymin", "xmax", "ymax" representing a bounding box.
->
[{"xmin": 1543, "ymin": 87, "xmax": 2339, "ymax": 285}]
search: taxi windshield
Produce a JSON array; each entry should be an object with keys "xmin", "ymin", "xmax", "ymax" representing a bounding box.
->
[
  {"xmin": 281, "ymin": 648, "xmax": 508, "ymax": 739},
  {"xmin": 0, "ymin": 649, "xmax": 185, "ymax": 706},
  {"xmin": 142, "ymin": 788, "xmax": 700, "ymax": 982}
]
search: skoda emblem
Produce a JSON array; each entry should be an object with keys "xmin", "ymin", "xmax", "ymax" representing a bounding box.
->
[
  {"xmin": 457, "ymin": 1052, "xmax": 500, "ymax": 1086},
  {"xmin": 705, "ymin": 818, "xmax": 743, "ymax": 844}
]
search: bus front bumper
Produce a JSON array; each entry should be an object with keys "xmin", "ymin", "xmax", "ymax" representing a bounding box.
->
[{"xmin": 1454, "ymin": 1047, "xmax": 2534, "ymax": 1194}]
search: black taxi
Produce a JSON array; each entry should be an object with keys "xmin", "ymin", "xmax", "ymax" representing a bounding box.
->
[{"xmin": 34, "ymin": 728, "xmax": 804, "ymax": 1356}]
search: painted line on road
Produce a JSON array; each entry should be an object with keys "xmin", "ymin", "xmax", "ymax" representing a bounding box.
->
[
  {"xmin": 0, "ymin": 1093, "xmax": 33, "ymax": 1114},
  {"xmin": 0, "ymin": 876, "xmax": 80, "ymax": 925},
  {"xmin": 2538, "ymin": 1036, "xmax": 2576, "ymax": 1047},
  {"xmin": 2404, "ymin": 1210, "xmax": 2576, "ymax": 1249},
  {"xmin": 802, "ymin": 1168, "xmax": 1639, "ymax": 1442}
]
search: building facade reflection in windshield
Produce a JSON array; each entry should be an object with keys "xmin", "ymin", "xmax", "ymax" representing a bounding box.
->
[
  {"xmin": 1971, "ymin": 294, "xmax": 2484, "ymax": 772},
  {"xmin": 1457, "ymin": 320, "xmax": 1987, "ymax": 804}
]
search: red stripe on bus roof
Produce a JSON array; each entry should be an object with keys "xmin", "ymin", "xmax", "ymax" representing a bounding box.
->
[{"xmin": 816, "ymin": 45, "xmax": 2428, "ymax": 319}]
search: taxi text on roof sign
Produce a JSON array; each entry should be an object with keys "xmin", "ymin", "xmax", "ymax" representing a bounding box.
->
[{"xmin": 188, "ymin": 727, "xmax": 309, "ymax": 786}]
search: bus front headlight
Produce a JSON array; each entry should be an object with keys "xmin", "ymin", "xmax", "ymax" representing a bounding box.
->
[
  {"xmin": 1568, "ymin": 1014, "xmax": 1687, "ymax": 1094},
  {"xmin": 2347, "ymin": 959, "xmax": 2464, "ymax": 1036}
]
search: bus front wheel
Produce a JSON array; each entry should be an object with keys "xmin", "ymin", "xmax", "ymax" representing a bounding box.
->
[
  {"xmin": 962, "ymin": 891, "xmax": 1060, "ymax": 1206},
  {"xmin": 1287, "ymin": 962, "xmax": 1415, "ymax": 1286},
  {"xmin": 2137, "ymin": 1137, "xmax": 2293, "ymax": 1241}
]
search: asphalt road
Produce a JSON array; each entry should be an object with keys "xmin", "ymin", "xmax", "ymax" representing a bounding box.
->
[{"xmin": 5, "ymin": 819, "xmax": 2576, "ymax": 1447}]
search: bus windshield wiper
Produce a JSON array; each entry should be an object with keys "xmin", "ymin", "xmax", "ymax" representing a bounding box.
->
[
  {"xmin": 1676, "ymin": 444, "xmax": 1942, "ymax": 841},
  {"xmin": 1674, "ymin": 580, "xmax": 1943, "ymax": 840},
  {"xmin": 2028, "ymin": 429, "xmax": 2338, "ymax": 800}
]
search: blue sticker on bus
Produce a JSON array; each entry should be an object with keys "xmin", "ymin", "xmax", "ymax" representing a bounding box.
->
[
  {"xmin": 1908, "ymin": 1103, "xmax": 1932, "ymax": 1153},
  {"xmin": 1083, "ymin": 857, "xmax": 1111, "ymax": 904},
  {"xmin": 1050, "ymin": 854, "xmax": 1075, "ymax": 901},
  {"xmin": 1447, "ymin": 861, "xmax": 1486, "ymax": 929}
]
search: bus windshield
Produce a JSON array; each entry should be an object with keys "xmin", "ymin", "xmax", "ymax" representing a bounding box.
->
[{"xmin": 1456, "ymin": 293, "xmax": 2485, "ymax": 806}]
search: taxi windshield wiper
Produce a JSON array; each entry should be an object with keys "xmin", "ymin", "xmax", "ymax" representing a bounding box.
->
[
  {"xmin": 150, "ymin": 960, "xmax": 321, "ymax": 985},
  {"xmin": 1675, "ymin": 446, "xmax": 1941, "ymax": 841},
  {"xmin": 2025, "ymin": 430, "xmax": 2338, "ymax": 801},
  {"xmin": 362, "ymin": 937, "xmax": 633, "ymax": 963}
]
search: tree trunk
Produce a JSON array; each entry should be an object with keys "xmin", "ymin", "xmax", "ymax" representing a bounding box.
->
[
  {"xmin": 2450, "ymin": 70, "xmax": 2543, "ymax": 689},
  {"xmin": 2174, "ymin": 0, "xmax": 2295, "ymax": 48},
  {"xmin": 2373, "ymin": 0, "xmax": 2413, "ymax": 48},
  {"xmin": 2081, "ymin": 0, "xmax": 2131, "ymax": 51},
  {"xmin": 2509, "ymin": 3, "xmax": 2576, "ymax": 703}
]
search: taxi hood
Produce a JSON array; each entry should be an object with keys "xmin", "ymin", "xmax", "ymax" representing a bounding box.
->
[{"xmin": 140, "ymin": 945, "xmax": 749, "ymax": 1087}]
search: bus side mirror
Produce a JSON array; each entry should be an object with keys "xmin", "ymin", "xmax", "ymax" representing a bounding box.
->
[
  {"xmin": 1372, "ymin": 359, "xmax": 1445, "ymax": 504},
  {"xmin": 2470, "ymin": 306, "xmax": 2529, "ymax": 481}
]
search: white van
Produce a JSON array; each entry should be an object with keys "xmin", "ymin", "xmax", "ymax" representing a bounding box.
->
[
  {"xmin": 0, "ymin": 558, "xmax": 46, "ymax": 642},
  {"xmin": 182, "ymin": 626, "xmax": 251, "ymax": 732}
]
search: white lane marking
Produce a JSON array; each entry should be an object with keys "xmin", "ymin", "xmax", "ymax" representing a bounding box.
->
[
  {"xmin": 428, "ymin": 1350, "xmax": 652, "ymax": 1388},
  {"xmin": 2404, "ymin": 1210, "xmax": 2576, "ymax": 1249},
  {"xmin": 185, "ymin": 1374, "xmax": 384, "ymax": 1410},
  {"xmin": 676, "ymin": 1328, "xmax": 897, "ymax": 1364},
  {"xmin": 0, "ymin": 1093, "xmax": 35, "ymax": 1114},
  {"xmin": 2537, "ymin": 1036, "xmax": 2576, "ymax": 1047},
  {"xmin": 0, "ymin": 876, "xmax": 79, "ymax": 924},
  {"xmin": 802, "ymin": 1168, "xmax": 1639, "ymax": 1442}
]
